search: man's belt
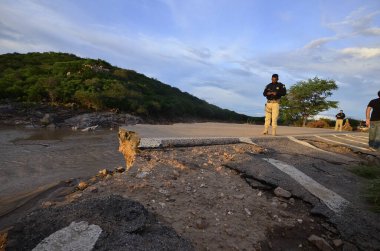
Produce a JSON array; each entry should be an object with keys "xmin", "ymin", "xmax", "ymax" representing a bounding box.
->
[{"xmin": 267, "ymin": 99, "xmax": 280, "ymax": 103}]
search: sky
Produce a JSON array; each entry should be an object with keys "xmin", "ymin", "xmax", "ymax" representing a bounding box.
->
[{"xmin": 1, "ymin": 0, "xmax": 380, "ymax": 119}]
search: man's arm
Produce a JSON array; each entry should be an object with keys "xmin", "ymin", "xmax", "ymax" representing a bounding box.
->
[
  {"xmin": 366, "ymin": 107, "xmax": 372, "ymax": 127},
  {"xmin": 342, "ymin": 113, "xmax": 346, "ymax": 119}
]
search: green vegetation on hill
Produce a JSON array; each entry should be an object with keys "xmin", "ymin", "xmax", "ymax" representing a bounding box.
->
[{"xmin": 0, "ymin": 52, "xmax": 250, "ymax": 122}]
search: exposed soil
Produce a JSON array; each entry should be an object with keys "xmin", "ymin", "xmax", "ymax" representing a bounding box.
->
[{"xmin": 2, "ymin": 144, "xmax": 345, "ymax": 250}]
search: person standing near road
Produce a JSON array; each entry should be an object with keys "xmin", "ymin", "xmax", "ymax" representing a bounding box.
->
[
  {"xmin": 335, "ymin": 110, "xmax": 346, "ymax": 131},
  {"xmin": 262, "ymin": 74, "xmax": 287, "ymax": 136},
  {"xmin": 366, "ymin": 91, "xmax": 380, "ymax": 150}
]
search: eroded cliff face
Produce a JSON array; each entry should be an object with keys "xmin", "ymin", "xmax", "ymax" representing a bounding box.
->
[{"xmin": 118, "ymin": 128, "xmax": 140, "ymax": 170}]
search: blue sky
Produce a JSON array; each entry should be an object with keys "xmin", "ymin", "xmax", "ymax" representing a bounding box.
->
[{"xmin": 1, "ymin": 0, "xmax": 380, "ymax": 119}]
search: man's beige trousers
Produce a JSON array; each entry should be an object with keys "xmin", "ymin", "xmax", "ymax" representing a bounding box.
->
[
  {"xmin": 264, "ymin": 102, "xmax": 279, "ymax": 132},
  {"xmin": 335, "ymin": 119, "xmax": 343, "ymax": 131}
]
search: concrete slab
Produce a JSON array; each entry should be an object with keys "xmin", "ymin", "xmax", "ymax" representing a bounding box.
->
[{"xmin": 124, "ymin": 123, "xmax": 359, "ymax": 138}]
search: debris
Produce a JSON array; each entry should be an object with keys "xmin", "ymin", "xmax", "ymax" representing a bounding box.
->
[
  {"xmin": 41, "ymin": 201, "xmax": 55, "ymax": 208},
  {"xmin": 158, "ymin": 188, "xmax": 170, "ymax": 196},
  {"xmin": 136, "ymin": 171, "xmax": 149, "ymax": 179},
  {"xmin": 158, "ymin": 202, "xmax": 166, "ymax": 208},
  {"xmin": 333, "ymin": 239, "xmax": 343, "ymax": 247},
  {"xmin": 81, "ymin": 125, "xmax": 98, "ymax": 132},
  {"xmin": 257, "ymin": 191, "xmax": 263, "ymax": 197},
  {"xmin": 308, "ymin": 234, "xmax": 333, "ymax": 251},
  {"xmin": 115, "ymin": 166, "xmax": 125, "ymax": 173},
  {"xmin": 288, "ymin": 198, "xmax": 295, "ymax": 205},
  {"xmin": 233, "ymin": 194, "xmax": 245, "ymax": 200},
  {"xmin": 274, "ymin": 187, "xmax": 292, "ymax": 198},
  {"xmin": 98, "ymin": 169, "xmax": 109, "ymax": 177},
  {"xmin": 86, "ymin": 186, "xmax": 98, "ymax": 193},
  {"xmin": 244, "ymin": 208, "xmax": 252, "ymax": 216},
  {"xmin": 195, "ymin": 218, "xmax": 209, "ymax": 229},
  {"xmin": 77, "ymin": 181, "xmax": 89, "ymax": 191},
  {"xmin": 200, "ymin": 183, "xmax": 207, "ymax": 188},
  {"xmin": 297, "ymin": 219, "xmax": 303, "ymax": 224}
]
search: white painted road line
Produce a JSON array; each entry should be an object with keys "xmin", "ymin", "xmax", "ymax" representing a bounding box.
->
[
  {"xmin": 264, "ymin": 158, "xmax": 349, "ymax": 213},
  {"xmin": 346, "ymin": 135, "xmax": 368, "ymax": 140},
  {"xmin": 287, "ymin": 136, "xmax": 356, "ymax": 162},
  {"xmin": 333, "ymin": 135, "xmax": 368, "ymax": 145},
  {"xmin": 315, "ymin": 135, "xmax": 373, "ymax": 152},
  {"xmin": 351, "ymin": 135, "xmax": 369, "ymax": 139},
  {"xmin": 346, "ymin": 135, "xmax": 368, "ymax": 141}
]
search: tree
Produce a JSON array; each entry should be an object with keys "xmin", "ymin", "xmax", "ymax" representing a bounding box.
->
[{"xmin": 281, "ymin": 77, "xmax": 338, "ymax": 127}]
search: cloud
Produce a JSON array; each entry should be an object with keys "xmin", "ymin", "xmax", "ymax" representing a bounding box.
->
[
  {"xmin": 303, "ymin": 37, "xmax": 337, "ymax": 49},
  {"xmin": 362, "ymin": 27, "xmax": 380, "ymax": 36},
  {"xmin": 341, "ymin": 47, "xmax": 380, "ymax": 58}
]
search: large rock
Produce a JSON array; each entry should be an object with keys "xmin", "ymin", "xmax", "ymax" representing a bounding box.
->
[
  {"xmin": 40, "ymin": 114, "xmax": 54, "ymax": 125},
  {"xmin": 274, "ymin": 187, "xmax": 292, "ymax": 198},
  {"xmin": 308, "ymin": 234, "xmax": 333, "ymax": 251},
  {"xmin": 64, "ymin": 112, "xmax": 141, "ymax": 128},
  {"xmin": 32, "ymin": 221, "xmax": 102, "ymax": 251},
  {"xmin": 7, "ymin": 195, "xmax": 193, "ymax": 251}
]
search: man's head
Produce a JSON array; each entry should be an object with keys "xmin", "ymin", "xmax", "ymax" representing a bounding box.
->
[
  {"xmin": 340, "ymin": 110, "xmax": 343, "ymax": 113},
  {"xmin": 271, "ymin": 74, "xmax": 279, "ymax": 83}
]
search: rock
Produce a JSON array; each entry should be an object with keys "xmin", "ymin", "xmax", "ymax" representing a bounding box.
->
[
  {"xmin": 115, "ymin": 166, "xmax": 125, "ymax": 173},
  {"xmin": 86, "ymin": 186, "xmax": 98, "ymax": 193},
  {"xmin": 333, "ymin": 239, "xmax": 343, "ymax": 247},
  {"xmin": 274, "ymin": 187, "xmax": 292, "ymax": 198},
  {"xmin": 70, "ymin": 193, "xmax": 82, "ymax": 201},
  {"xmin": 105, "ymin": 174, "xmax": 112, "ymax": 180},
  {"xmin": 98, "ymin": 169, "xmax": 109, "ymax": 177},
  {"xmin": 308, "ymin": 234, "xmax": 333, "ymax": 251},
  {"xmin": 200, "ymin": 183, "xmax": 207, "ymax": 188},
  {"xmin": 233, "ymin": 194, "xmax": 245, "ymax": 200},
  {"xmin": 77, "ymin": 182, "xmax": 88, "ymax": 191},
  {"xmin": 244, "ymin": 208, "xmax": 252, "ymax": 216},
  {"xmin": 288, "ymin": 198, "xmax": 295, "ymax": 205},
  {"xmin": 257, "ymin": 191, "xmax": 263, "ymax": 197},
  {"xmin": 40, "ymin": 114, "xmax": 54, "ymax": 125},
  {"xmin": 158, "ymin": 188, "xmax": 169, "ymax": 196},
  {"xmin": 195, "ymin": 218, "xmax": 209, "ymax": 229},
  {"xmin": 41, "ymin": 201, "xmax": 55, "ymax": 208},
  {"xmin": 32, "ymin": 221, "xmax": 102, "ymax": 251},
  {"xmin": 172, "ymin": 170, "xmax": 180, "ymax": 177},
  {"xmin": 136, "ymin": 171, "xmax": 149, "ymax": 179}
]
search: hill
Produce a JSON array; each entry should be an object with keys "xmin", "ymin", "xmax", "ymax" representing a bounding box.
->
[{"xmin": 0, "ymin": 52, "xmax": 251, "ymax": 122}]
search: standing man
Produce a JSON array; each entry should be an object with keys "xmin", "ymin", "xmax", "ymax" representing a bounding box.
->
[
  {"xmin": 335, "ymin": 110, "xmax": 346, "ymax": 131},
  {"xmin": 366, "ymin": 91, "xmax": 380, "ymax": 150},
  {"xmin": 263, "ymin": 74, "xmax": 286, "ymax": 136}
]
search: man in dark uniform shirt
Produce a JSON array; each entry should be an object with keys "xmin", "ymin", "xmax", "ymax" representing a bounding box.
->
[
  {"xmin": 262, "ymin": 74, "xmax": 287, "ymax": 136},
  {"xmin": 366, "ymin": 91, "xmax": 380, "ymax": 150},
  {"xmin": 335, "ymin": 110, "xmax": 346, "ymax": 131}
]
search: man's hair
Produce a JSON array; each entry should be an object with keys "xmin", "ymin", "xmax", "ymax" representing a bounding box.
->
[
  {"xmin": 340, "ymin": 110, "xmax": 343, "ymax": 112},
  {"xmin": 272, "ymin": 74, "xmax": 279, "ymax": 79},
  {"xmin": 378, "ymin": 90, "xmax": 380, "ymax": 97}
]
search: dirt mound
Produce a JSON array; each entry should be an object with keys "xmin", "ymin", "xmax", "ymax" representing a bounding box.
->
[{"xmin": 6, "ymin": 195, "xmax": 193, "ymax": 251}]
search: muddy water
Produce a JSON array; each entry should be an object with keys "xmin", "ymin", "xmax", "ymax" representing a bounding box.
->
[{"xmin": 0, "ymin": 127, "xmax": 124, "ymax": 199}]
